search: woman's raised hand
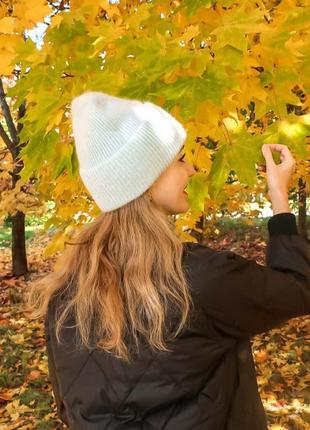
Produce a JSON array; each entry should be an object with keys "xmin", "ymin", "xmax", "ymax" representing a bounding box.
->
[{"xmin": 260, "ymin": 144, "xmax": 296, "ymax": 199}]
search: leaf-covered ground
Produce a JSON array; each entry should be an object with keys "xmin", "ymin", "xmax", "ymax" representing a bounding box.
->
[{"xmin": 0, "ymin": 226, "xmax": 309, "ymax": 430}]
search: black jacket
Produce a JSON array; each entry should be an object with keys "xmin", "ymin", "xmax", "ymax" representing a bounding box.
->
[{"xmin": 45, "ymin": 212, "xmax": 310, "ymax": 429}]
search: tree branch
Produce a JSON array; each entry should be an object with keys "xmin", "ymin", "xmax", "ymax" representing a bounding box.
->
[
  {"xmin": 0, "ymin": 79, "xmax": 18, "ymax": 150},
  {"xmin": 0, "ymin": 122, "xmax": 15, "ymax": 155}
]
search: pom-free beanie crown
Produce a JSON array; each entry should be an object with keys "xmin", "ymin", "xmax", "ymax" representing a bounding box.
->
[{"xmin": 70, "ymin": 91, "xmax": 186, "ymax": 212}]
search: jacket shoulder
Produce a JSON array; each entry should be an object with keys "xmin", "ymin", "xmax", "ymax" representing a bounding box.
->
[{"xmin": 182, "ymin": 241, "xmax": 233, "ymax": 263}]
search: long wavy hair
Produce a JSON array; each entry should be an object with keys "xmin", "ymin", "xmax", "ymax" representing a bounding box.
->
[{"xmin": 27, "ymin": 191, "xmax": 194, "ymax": 362}]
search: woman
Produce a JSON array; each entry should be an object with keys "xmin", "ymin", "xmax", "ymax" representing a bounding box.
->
[{"xmin": 28, "ymin": 91, "xmax": 310, "ymax": 429}]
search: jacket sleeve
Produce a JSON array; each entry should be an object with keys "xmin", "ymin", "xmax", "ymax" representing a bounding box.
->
[{"xmin": 200, "ymin": 212, "xmax": 310, "ymax": 338}]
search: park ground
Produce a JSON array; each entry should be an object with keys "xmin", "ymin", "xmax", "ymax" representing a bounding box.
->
[{"xmin": 0, "ymin": 217, "xmax": 309, "ymax": 430}]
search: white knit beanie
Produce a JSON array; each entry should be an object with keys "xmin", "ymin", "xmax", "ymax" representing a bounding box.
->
[{"xmin": 70, "ymin": 91, "xmax": 186, "ymax": 212}]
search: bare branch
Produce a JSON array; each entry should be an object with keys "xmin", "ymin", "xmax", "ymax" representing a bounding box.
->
[
  {"xmin": 0, "ymin": 122, "xmax": 14, "ymax": 155},
  {"xmin": 0, "ymin": 79, "xmax": 18, "ymax": 150}
]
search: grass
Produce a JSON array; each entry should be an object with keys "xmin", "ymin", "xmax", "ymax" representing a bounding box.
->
[
  {"xmin": 216, "ymin": 215, "xmax": 310, "ymax": 242},
  {"xmin": 0, "ymin": 225, "xmax": 45, "ymax": 249}
]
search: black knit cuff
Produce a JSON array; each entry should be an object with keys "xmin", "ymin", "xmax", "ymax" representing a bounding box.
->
[{"xmin": 267, "ymin": 212, "xmax": 298, "ymax": 235}]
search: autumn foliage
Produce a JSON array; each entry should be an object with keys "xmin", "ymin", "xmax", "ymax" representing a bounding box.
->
[{"xmin": 0, "ymin": 0, "xmax": 309, "ymax": 249}]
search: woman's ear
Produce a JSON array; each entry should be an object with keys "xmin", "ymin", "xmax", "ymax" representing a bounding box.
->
[{"xmin": 147, "ymin": 191, "xmax": 153, "ymax": 202}]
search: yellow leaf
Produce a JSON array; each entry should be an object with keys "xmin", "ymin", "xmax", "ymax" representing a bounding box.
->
[
  {"xmin": 50, "ymin": 13, "xmax": 63, "ymax": 29},
  {"xmin": 257, "ymin": 375, "xmax": 269, "ymax": 385},
  {"xmin": 194, "ymin": 146, "xmax": 212, "ymax": 172},
  {"xmin": 196, "ymin": 101, "xmax": 221, "ymax": 128},
  {"xmin": 44, "ymin": 230, "xmax": 66, "ymax": 256},
  {"xmin": 10, "ymin": 333, "xmax": 24, "ymax": 344},
  {"xmin": 46, "ymin": 108, "xmax": 64, "ymax": 133},
  {"xmin": 38, "ymin": 360, "xmax": 49, "ymax": 374},
  {"xmin": 5, "ymin": 399, "xmax": 31, "ymax": 421},
  {"xmin": 0, "ymin": 52, "xmax": 16, "ymax": 74},
  {"xmin": 24, "ymin": 0, "xmax": 51, "ymax": 24},
  {"xmin": 174, "ymin": 24, "xmax": 200, "ymax": 44},
  {"xmin": 0, "ymin": 17, "xmax": 17, "ymax": 34}
]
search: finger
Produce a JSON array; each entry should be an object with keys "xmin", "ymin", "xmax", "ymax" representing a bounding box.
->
[
  {"xmin": 264, "ymin": 144, "xmax": 289, "ymax": 155},
  {"xmin": 268, "ymin": 144, "xmax": 290, "ymax": 154},
  {"xmin": 261, "ymin": 144, "xmax": 276, "ymax": 166},
  {"xmin": 262, "ymin": 144, "xmax": 295, "ymax": 165},
  {"xmin": 277, "ymin": 146, "xmax": 295, "ymax": 165},
  {"xmin": 266, "ymin": 143, "xmax": 286, "ymax": 149}
]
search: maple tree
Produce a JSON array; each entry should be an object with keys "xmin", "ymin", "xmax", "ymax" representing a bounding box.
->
[
  {"xmin": 1, "ymin": 0, "xmax": 310, "ymax": 273},
  {"xmin": 0, "ymin": 0, "xmax": 56, "ymax": 276}
]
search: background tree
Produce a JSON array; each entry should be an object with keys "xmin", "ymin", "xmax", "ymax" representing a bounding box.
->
[{"xmin": 0, "ymin": 1, "xmax": 59, "ymax": 276}]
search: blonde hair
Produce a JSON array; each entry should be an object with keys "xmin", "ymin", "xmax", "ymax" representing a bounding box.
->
[{"xmin": 27, "ymin": 192, "xmax": 194, "ymax": 362}]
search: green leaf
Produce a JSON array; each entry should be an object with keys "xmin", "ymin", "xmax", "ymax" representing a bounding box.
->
[
  {"xmin": 18, "ymin": 130, "xmax": 59, "ymax": 182},
  {"xmin": 188, "ymin": 172, "xmax": 209, "ymax": 211},
  {"xmin": 207, "ymin": 144, "xmax": 231, "ymax": 200},
  {"xmin": 52, "ymin": 143, "xmax": 74, "ymax": 179},
  {"xmin": 174, "ymin": 0, "xmax": 216, "ymax": 18},
  {"xmin": 214, "ymin": 45, "xmax": 244, "ymax": 70}
]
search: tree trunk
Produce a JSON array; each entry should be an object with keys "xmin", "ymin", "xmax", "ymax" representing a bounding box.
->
[
  {"xmin": 0, "ymin": 79, "xmax": 28, "ymax": 276},
  {"xmin": 11, "ymin": 101, "xmax": 28, "ymax": 276},
  {"xmin": 297, "ymin": 177, "xmax": 308, "ymax": 242},
  {"xmin": 12, "ymin": 210, "xmax": 28, "ymax": 276}
]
